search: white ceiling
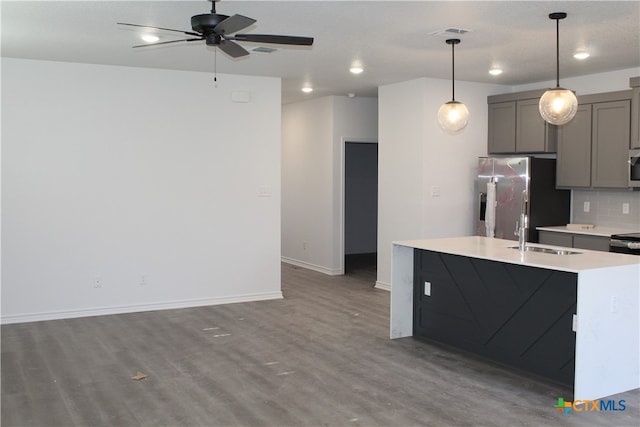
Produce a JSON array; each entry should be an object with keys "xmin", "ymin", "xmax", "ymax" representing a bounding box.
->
[{"xmin": 2, "ymin": 1, "xmax": 639, "ymax": 104}]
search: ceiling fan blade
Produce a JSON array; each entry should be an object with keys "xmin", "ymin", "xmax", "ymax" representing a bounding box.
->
[
  {"xmin": 132, "ymin": 38, "xmax": 203, "ymax": 48},
  {"xmin": 214, "ymin": 14, "xmax": 256, "ymax": 35},
  {"xmin": 232, "ymin": 34, "xmax": 314, "ymax": 46},
  {"xmin": 117, "ymin": 22, "xmax": 201, "ymax": 38},
  {"xmin": 218, "ymin": 40, "xmax": 250, "ymax": 58}
]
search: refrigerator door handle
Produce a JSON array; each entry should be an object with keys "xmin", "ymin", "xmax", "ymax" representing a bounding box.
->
[{"xmin": 479, "ymin": 192, "xmax": 487, "ymax": 221}]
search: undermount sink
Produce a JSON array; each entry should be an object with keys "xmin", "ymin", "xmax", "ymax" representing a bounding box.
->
[{"xmin": 508, "ymin": 246, "xmax": 582, "ymax": 255}]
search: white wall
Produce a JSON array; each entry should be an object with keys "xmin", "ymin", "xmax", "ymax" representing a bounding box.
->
[
  {"xmin": 1, "ymin": 58, "xmax": 282, "ymax": 323},
  {"xmin": 377, "ymin": 77, "xmax": 507, "ymax": 289},
  {"xmin": 281, "ymin": 95, "xmax": 377, "ymax": 274},
  {"xmin": 282, "ymin": 96, "xmax": 334, "ymax": 272}
]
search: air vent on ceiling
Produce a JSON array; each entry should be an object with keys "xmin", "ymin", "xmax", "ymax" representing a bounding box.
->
[
  {"xmin": 429, "ymin": 28, "xmax": 473, "ymax": 38},
  {"xmin": 252, "ymin": 46, "xmax": 277, "ymax": 54}
]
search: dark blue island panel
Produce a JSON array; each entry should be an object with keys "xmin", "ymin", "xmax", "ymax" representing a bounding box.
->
[{"xmin": 413, "ymin": 249, "xmax": 577, "ymax": 386}]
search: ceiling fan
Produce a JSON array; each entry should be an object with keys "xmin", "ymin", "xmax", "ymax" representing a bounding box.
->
[{"xmin": 117, "ymin": 0, "xmax": 314, "ymax": 58}]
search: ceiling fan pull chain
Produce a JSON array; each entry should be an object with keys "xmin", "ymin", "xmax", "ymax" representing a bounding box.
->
[{"xmin": 214, "ymin": 47, "xmax": 218, "ymax": 87}]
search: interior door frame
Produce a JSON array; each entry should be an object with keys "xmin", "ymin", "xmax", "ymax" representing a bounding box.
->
[{"xmin": 339, "ymin": 137, "xmax": 379, "ymax": 275}]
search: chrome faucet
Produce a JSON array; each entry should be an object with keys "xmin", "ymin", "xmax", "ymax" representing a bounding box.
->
[{"xmin": 514, "ymin": 190, "xmax": 529, "ymax": 251}]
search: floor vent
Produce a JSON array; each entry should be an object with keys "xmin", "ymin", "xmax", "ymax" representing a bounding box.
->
[{"xmin": 252, "ymin": 46, "xmax": 277, "ymax": 54}]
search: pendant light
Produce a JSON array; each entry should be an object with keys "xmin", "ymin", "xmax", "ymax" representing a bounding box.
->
[
  {"xmin": 438, "ymin": 38, "xmax": 469, "ymax": 135},
  {"xmin": 538, "ymin": 12, "xmax": 578, "ymax": 125}
]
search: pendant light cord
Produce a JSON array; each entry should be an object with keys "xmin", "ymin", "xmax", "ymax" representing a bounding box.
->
[
  {"xmin": 555, "ymin": 17, "xmax": 560, "ymax": 88},
  {"xmin": 451, "ymin": 41, "xmax": 456, "ymax": 101}
]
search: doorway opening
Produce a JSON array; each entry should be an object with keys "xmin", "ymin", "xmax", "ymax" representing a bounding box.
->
[{"xmin": 344, "ymin": 141, "xmax": 378, "ymax": 283}]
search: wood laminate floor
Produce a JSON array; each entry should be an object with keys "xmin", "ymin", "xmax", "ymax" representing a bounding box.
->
[{"xmin": 2, "ymin": 263, "xmax": 638, "ymax": 427}]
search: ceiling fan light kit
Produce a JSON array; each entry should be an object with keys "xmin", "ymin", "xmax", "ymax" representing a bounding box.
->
[
  {"xmin": 437, "ymin": 38, "xmax": 469, "ymax": 135},
  {"xmin": 141, "ymin": 34, "xmax": 159, "ymax": 43},
  {"xmin": 539, "ymin": 12, "xmax": 578, "ymax": 126}
]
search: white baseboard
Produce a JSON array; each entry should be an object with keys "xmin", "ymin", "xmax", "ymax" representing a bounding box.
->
[
  {"xmin": 375, "ymin": 281, "xmax": 391, "ymax": 291},
  {"xmin": 281, "ymin": 257, "xmax": 343, "ymax": 275},
  {"xmin": 1, "ymin": 291, "xmax": 283, "ymax": 325}
]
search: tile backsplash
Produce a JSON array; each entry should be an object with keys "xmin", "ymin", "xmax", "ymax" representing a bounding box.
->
[{"xmin": 572, "ymin": 190, "xmax": 640, "ymax": 230}]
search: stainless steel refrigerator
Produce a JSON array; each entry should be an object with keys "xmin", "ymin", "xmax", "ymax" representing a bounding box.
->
[{"xmin": 476, "ymin": 157, "xmax": 570, "ymax": 243}]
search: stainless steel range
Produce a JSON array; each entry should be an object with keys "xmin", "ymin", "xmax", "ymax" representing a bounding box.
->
[{"xmin": 610, "ymin": 232, "xmax": 640, "ymax": 255}]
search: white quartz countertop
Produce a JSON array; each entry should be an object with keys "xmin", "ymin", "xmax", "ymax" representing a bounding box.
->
[
  {"xmin": 394, "ymin": 236, "xmax": 640, "ymax": 273},
  {"xmin": 537, "ymin": 225, "xmax": 639, "ymax": 237}
]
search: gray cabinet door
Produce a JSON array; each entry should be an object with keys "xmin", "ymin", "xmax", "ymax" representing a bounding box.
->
[
  {"xmin": 516, "ymin": 98, "xmax": 556, "ymax": 152},
  {"xmin": 557, "ymin": 104, "xmax": 592, "ymax": 188},
  {"xmin": 591, "ymin": 100, "xmax": 631, "ymax": 188},
  {"xmin": 631, "ymin": 86, "xmax": 640, "ymax": 149},
  {"xmin": 538, "ymin": 231, "xmax": 611, "ymax": 252},
  {"xmin": 539, "ymin": 231, "xmax": 573, "ymax": 247},
  {"xmin": 573, "ymin": 235, "xmax": 611, "ymax": 252},
  {"xmin": 488, "ymin": 101, "xmax": 516, "ymax": 153}
]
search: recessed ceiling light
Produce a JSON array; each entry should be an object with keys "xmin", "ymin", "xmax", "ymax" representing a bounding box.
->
[
  {"xmin": 141, "ymin": 34, "xmax": 159, "ymax": 43},
  {"xmin": 489, "ymin": 68, "xmax": 503, "ymax": 76},
  {"xmin": 350, "ymin": 66, "xmax": 364, "ymax": 74},
  {"xmin": 301, "ymin": 86, "xmax": 313, "ymax": 93},
  {"xmin": 573, "ymin": 51, "xmax": 590, "ymax": 60}
]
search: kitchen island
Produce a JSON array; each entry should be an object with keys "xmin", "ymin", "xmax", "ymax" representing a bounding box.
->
[{"xmin": 391, "ymin": 236, "xmax": 639, "ymax": 401}]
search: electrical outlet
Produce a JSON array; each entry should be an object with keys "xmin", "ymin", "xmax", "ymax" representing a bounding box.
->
[
  {"xmin": 93, "ymin": 276, "xmax": 102, "ymax": 288},
  {"xmin": 583, "ymin": 201, "xmax": 590, "ymax": 213},
  {"xmin": 140, "ymin": 275, "xmax": 147, "ymax": 286},
  {"xmin": 424, "ymin": 281, "xmax": 431, "ymax": 296},
  {"xmin": 622, "ymin": 203, "xmax": 630, "ymax": 214},
  {"xmin": 431, "ymin": 186, "xmax": 441, "ymax": 197},
  {"xmin": 302, "ymin": 241, "xmax": 307, "ymax": 250}
]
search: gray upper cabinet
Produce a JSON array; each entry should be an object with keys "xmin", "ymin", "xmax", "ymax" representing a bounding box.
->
[
  {"xmin": 631, "ymin": 77, "xmax": 640, "ymax": 149},
  {"xmin": 487, "ymin": 90, "xmax": 556, "ymax": 154},
  {"xmin": 488, "ymin": 102, "xmax": 516, "ymax": 153},
  {"xmin": 516, "ymin": 98, "xmax": 557, "ymax": 153},
  {"xmin": 556, "ymin": 90, "xmax": 632, "ymax": 189},
  {"xmin": 591, "ymin": 99, "xmax": 631, "ymax": 188},
  {"xmin": 556, "ymin": 104, "xmax": 592, "ymax": 188}
]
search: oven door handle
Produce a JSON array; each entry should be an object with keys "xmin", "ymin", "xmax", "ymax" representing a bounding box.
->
[{"xmin": 610, "ymin": 239, "xmax": 640, "ymax": 250}]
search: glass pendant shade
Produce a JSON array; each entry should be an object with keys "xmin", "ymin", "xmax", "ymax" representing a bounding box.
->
[
  {"xmin": 438, "ymin": 101, "xmax": 470, "ymax": 134},
  {"xmin": 539, "ymin": 12, "xmax": 577, "ymax": 126},
  {"xmin": 438, "ymin": 38, "xmax": 469, "ymax": 135},
  {"xmin": 538, "ymin": 87, "xmax": 578, "ymax": 125}
]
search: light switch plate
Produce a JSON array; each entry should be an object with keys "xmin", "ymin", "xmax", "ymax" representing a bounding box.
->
[{"xmin": 258, "ymin": 185, "xmax": 272, "ymax": 197}]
